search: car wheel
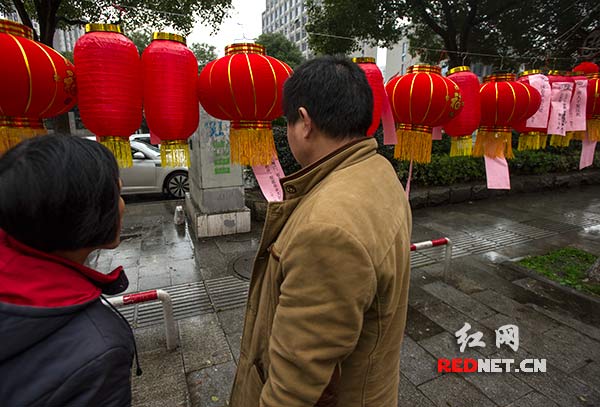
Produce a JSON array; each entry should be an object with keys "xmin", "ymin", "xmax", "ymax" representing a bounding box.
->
[{"xmin": 163, "ymin": 171, "xmax": 189, "ymax": 199}]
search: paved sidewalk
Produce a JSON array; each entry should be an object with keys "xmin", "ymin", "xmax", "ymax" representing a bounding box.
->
[{"xmin": 90, "ymin": 185, "xmax": 600, "ymax": 407}]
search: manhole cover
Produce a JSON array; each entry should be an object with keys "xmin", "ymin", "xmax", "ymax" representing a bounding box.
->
[{"xmin": 232, "ymin": 251, "xmax": 256, "ymax": 280}]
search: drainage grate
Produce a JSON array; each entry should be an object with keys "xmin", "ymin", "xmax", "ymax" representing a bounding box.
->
[
  {"xmin": 411, "ymin": 251, "xmax": 436, "ymax": 268},
  {"xmin": 205, "ymin": 276, "xmax": 249, "ymax": 311},
  {"xmin": 449, "ymin": 232, "xmax": 498, "ymax": 255},
  {"xmin": 521, "ymin": 218, "xmax": 581, "ymax": 233},
  {"xmin": 471, "ymin": 228, "xmax": 532, "ymax": 248},
  {"xmin": 558, "ymin": 211, "xmax": 600, "ymax": 229},
  {"xmin": 495, "ymin": 223, "xmax": 557, "ymax": 240}
]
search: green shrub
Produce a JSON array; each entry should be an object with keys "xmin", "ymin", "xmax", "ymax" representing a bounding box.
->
[{"xmin": 256, "ymin": 126, "xmax": 598, "ymax": 187}]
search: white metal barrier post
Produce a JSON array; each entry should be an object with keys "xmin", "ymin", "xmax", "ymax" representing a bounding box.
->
[
  {"xmin": 410, "ymin": 237, "xmax": 453, "ymax": 281},
  {"xmin": 107, "ymin": 289, "xmax": 179, "ymax": 351}
]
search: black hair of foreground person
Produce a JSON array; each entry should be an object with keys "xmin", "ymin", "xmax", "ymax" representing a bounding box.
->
[
  {"xmin": 0, "ymin": 134, "xmax": 120, "ymax": 252},
  {"xmin": 0, "ymin": 135, "xmax": 136, "ymax": 407},
  {"xmin": 282, "ymin": 55, "xmax": 374, "ymax": 140}
]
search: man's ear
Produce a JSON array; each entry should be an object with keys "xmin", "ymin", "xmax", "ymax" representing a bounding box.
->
[{"xmin": 298, "ymin": 107, "xmax": 312, "ymax": 138}]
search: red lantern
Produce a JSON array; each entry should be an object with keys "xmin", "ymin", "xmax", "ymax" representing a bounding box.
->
[
  {"xmin": 74, "ymin": 24, "xmax": 142, "ymax": 167},
  {"xmin": 444, "ymin": 66, "xmax": 480, "ymax": 157},
  {"xmin": 353, "ymin": 57, "xmax": 384, "ymax": 136},
  {"xmin": 142, "ymin": 32, "xmax": 198, "ymax": 167},
  {"xmin": 514, "ymin": 71, "xmax": 543, "ymax": 150},
  {"xmin": 0, "ymin": 19, "xmax": 76, "ymax": 153},
  {"xmin": 386, "ymin": 64, "xmax": 462, "ymax": 163},
  {"xmin": 573, "ymin": 63, "xmax": 600, "ymax": 141},
  {"xmin": 474, "ymin": 73, "xmax": 532, "ymax": 159},
  {"xmin": 197, "ymin": 43, "xmax": 292, "ymax": 166}
]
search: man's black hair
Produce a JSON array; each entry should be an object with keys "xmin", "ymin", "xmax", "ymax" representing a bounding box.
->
[
  {"xmin": 282, "ymin": 55, "xmax": 373, "ymax": 139},
  {"xmin": 0, "ymin": 135, "xmax": 121, "ymax": 252}
]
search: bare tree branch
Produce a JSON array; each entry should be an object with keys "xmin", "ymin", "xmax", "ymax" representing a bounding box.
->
[{"xmin": 412, "ymin": 0, "xmax": 447, "ymax": 38}]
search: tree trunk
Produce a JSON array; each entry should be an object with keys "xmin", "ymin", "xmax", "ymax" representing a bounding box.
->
[{"xmin": 587, "ymin": 257, "xmax": 600, "ymax": 284}]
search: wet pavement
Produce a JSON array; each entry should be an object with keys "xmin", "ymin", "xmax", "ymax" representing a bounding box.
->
[{"xmin": 88, "ymin": 185, "xmax": 600, "ymax": 407}]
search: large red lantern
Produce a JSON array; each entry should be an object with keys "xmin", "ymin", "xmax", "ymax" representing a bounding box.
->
[
  {"xmin": 0, "ymin": 19, "xmax": 76, "ymax": 153},
  {"xmin": 514, "ymin": 72, "xmax": 543, "ymax": 150},
  {"xmin": 353, "ymin": 57, "xmax": 384, "ymax": 136},
  {"xmin": 386, "ymin": 64, "xmax": 462, "ymax": 163},
  {"xmin": 585, "ymin": 72, "xmax": 600, "ymax": 141},
  {"xmin": 197, "ymin": 43, "xmax": 292, "ymax": 166},
  {"xmin": 74, "ymin": 24, "xmax": 142, "ymax": 167},
  {"xmin": 474, "ymin": 73, "xmax": 533, "ymax": 159},
  {"xmin": 444, "ymin": 66, "xmax": 480, "ymax": 157},
  {"xmin": 142, "ymin": 32, "xmax": 198, "ymax": 167}
]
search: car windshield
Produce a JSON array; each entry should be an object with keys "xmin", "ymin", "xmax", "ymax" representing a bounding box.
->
[{"xmin": 144, "ymin": 143, "xmax": 160, "ymax": 154}]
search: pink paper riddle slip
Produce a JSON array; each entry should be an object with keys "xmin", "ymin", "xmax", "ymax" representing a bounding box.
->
[
  {"xmin": 568, "ymin": 78, "xmax": 587, "ymax": 132},
  {"xmin": 526, "ymin": 74, "xmax": 551, "ymax": 129},
  {"xmin": 432, "ymin": 126, "xmax": 443, "ymax": 140},
  {"xmin": 547, "ymin": 82, "xmax": 574, "ymax": 136},
  {"xmin": 580, "ymin": 138, "xmax": 597, "ymax": 170},
  {"xmin": 252, "ymin": 158, "xmax": 285, "ymax": 202},
  {"xmin": 485, "ymin": 156, "xmax": 510, "ymax": 190},
  {"xmin": 382, "ymin": 90, "xmax": 397, "ymax": 145}
]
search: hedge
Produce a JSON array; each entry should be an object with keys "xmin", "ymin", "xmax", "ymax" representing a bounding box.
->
[{"xmin": 269, "ymin": 126, "xmax": 599, "ymax": 187}]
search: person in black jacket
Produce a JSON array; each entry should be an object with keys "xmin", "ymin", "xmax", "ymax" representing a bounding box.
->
[{"xmin": 0, "ymin": 135, "xmax": 137, "ymax": 406}]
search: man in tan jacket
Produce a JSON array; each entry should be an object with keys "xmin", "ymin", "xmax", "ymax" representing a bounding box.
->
[{"xmin": 230, "ymin": 56, "xmax": 412, "ymax": 406}]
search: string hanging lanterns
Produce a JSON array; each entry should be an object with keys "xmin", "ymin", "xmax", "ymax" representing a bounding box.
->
[
  {"xmin": 74, "ymin": 24, "xmax": 142, "ymax": 168},
  {"xmin": 385, "ymin": 64, "xmax": 462, "ymax": 163},
  {"xmin": 142, "ymin": 32, "xmax": 198, "ymax": 167},
  {"xmin": 197, "ymin": 43, "xmax": 292, "ymax": 166},
  {"xmin": 474, "ymin": 73, "xmax": 533, "ymax": 159},
  {"xmin": 444, "ymin": 66, "xmax": 480, "ymax": 157},
  {"xmin": 0, "ymin": 19, "xmax": 76, "ymax": 153}
]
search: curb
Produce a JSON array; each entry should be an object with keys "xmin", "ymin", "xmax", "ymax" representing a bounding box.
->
[{"xmin": 502, "ymin": 261, "xmax": 600, "ymax": 306}]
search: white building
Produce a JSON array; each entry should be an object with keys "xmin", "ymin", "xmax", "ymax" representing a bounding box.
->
[
  {"xmin": 0, "ymin": 10, "xmax": 83, "ymax": 53},
  {"xmin": 262, "ymin": 0, "xmax": 310, "ymax": 58},
  {"xmin": 385, "ymin": 38, "xmax": 421, "ymax": 82}
]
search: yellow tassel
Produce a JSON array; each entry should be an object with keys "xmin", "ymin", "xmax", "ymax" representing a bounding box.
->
[
  {"xmin": 517, "ymin": 132, "xmax": 546, "ymax": 151},
  {"xmin": 229, "ymin": 128, "xmax": 276, "ymax": 166},
  {"xmin": 100, "ymin": 137, "xmax": 133, "ymax": 168},
  {"xmin": 539, "ymin": 133, "xmax": 548, "ymax": 148},
  {"xmin": 588, "ymin": 119, "xmax": 600, "ymax": 142},
  {"xmin": 393, "ymin": 129, "xmax": 432, "ymax": 163},
  {"xmin": 160, "ymin": 140, "xmax": 191, "ymax": 168},
  {"xmin": 473, "ymin": 130, "xmax": 513, "ymax": 159},
  {"xmin": 549, "ymin": 133, "xmax": 572, "ymax": 148},
  {"xmin": 570, "ymin": 131, "xmax": 586, "ymax": 141},
  {"xmin": 0, "ymin": 125, "xmax": 47, "ymax": 155},
  {"xmin": 450, "ymin": 135, "xmax": 473, "ymax": 157}
]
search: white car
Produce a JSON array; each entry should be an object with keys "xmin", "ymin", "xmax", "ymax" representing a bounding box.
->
[
  {"xmin": 85, "ymin": 136, "xmax": 189, "ymax": 198},
  {"xmin": 121, "ymin": 140, "xmax": 189, "ymax": 198}
]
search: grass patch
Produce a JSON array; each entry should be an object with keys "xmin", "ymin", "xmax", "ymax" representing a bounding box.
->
[{"xmin": 518, "ymin": 247, "xmax": 600, "ymax": 297}]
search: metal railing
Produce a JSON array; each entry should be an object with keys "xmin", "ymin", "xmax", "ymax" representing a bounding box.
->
[{"xmin": 411, "ymin": 237, "xmax": 453, "ymax": 280}]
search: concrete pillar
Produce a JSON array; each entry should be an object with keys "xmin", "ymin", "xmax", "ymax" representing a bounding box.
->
[{"xmin": 185, "ymin": 108, "xmax": 251, "ymax": 237}]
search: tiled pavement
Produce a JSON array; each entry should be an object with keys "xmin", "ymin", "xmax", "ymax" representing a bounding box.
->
[{"xmin": 89, "ymin": 185, "xmax": 600, "ymax": 407}]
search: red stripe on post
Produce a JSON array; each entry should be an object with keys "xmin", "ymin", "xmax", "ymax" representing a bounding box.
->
[
  {"xmin": 123, "ymin": 290, "xmax": 158, "ymax": 305},
  {"xmin": 430, "ymin": 238, "xmax": 449, "ymax": 247}
]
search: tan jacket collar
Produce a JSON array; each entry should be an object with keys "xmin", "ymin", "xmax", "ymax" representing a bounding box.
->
[{"xmin": 280, "ymin": 137, "xmax": 377, "ymax": 200}]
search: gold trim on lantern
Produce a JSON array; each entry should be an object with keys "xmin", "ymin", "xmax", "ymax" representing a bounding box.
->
[
  {"xmin": 484, "ymin": 73, "xmax": 516, "ymax": 82},
  {"xmin": 0, "ymin": 19, "xmax": 34, "ymax": 40},
  {"xmin": 587, "ymin": 72, "xmax": 600, "ymax": 80},
  {"xmin": 448, "ymin": 66, "xmax": 470, "ymax": 75},
  {"xmin": 231, "ymin": 120, "xmax": 272, "ymax": 130},
  {"xmin": 225, "ymin": 43, "xmax": 265, "ymax": 56},
  {"xmin": 152, "ymin": 32, "xmax": 186, "ymax": 45},
  {"xmin": 520, "ymin": 69, "xmax": 541, "ymax": 77},
  {"xmin": 0, "ymin": 116, "xmax": 47, "ymax": 154},
  {"xmin": 547, "ymin": 70, "xmax": 564, "ymax": 76},
  {"xmin": 160, "ymin": 140, "xmax": 191, "ymax": 167},
  {"xmin": 352, "ymin": 57, "xmax": 376, "ymax": 64},
  {"xmin": 407, "ymin": 64, "xmax": 441, "ymax": 74},
  {"xmin": 85, "ymin": 23, "xmax": 122, "ymax": 34}
]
